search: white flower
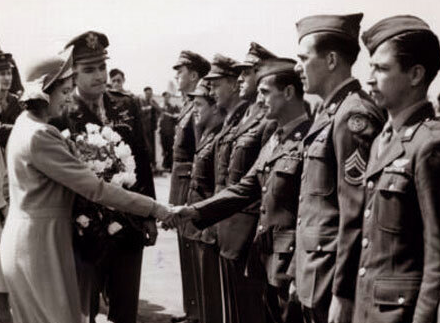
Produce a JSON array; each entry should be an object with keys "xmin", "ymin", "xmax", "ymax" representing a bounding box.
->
[
  {"xmin": 123, "ymin": 156, "xmax": 136, "ymax": 173},
  {"xmin": 108, "ymin": 222, "xmax": 123, "ymax": 235},
  {"xmin": 76, "ymin": 215, "xmax": 91, "ymax": 228},
  {"xmin": 75, "ymin": 134, "xmax": 85, "ymax": 143},
  {"xmin": 101, "ymin": 126, "xmax": 113, "ymax": 141},
  {"xmin": 93, "ymin": 160, "xmax": 107, "ymax": 173},
  {"xmin": 104, "ymin": 157, "xmax": 113, "ymax": 169},
  {"xmin": 87, "ymin": 133, "xmax": 107, "ymax": 147},
  {"xmin": 85, "ymin": 123, "xmax": 100, "ymax": 134},
  {"xmin": 114, "ymin": 142, "xmax": 132, "ymax": 159},
  {"xmin": 86, "ymin": 160, "xmax": 96, "ymax": 171},
  {"xmin": 110, "ymin": 131, "xmax": 122, "ymax": 144},
  {"xmin": 110, "ymin": 173, "xmax": 125, "ymax": 187},
  {"xmin": 123, "ymin": 171, "xmax": 137, "ymax": 187},
  {"xmin": 61, "ymin": 129, "xmax": 71, "ymax": 138}
]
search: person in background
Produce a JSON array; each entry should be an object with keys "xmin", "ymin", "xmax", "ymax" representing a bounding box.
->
[
  {"xmin": 159, "ymin": 91, "xmax": 180, "ymax": 171},
  {"xmin": 109, "ymin": 68, "xmax": 134, "ymax": 97},
  {"xmin": 140, "ymin": 86, "xmax": 161, "ymax": 171},
  {"xmin": 293, "ymin": 13, "xmax": 386, "ymax": 323},
  {"xmin": 353, "ymin": 15, "xmax": 440, "ymax": 323}
]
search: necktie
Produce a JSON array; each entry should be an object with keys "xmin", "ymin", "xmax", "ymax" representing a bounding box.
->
[
  {"xmin": 270, "ymin": 129, "xmax": 283, "ymax": 153},
  {"xmin": 377, "ymin": 122, "xmax": 394, "ymax": 157}
]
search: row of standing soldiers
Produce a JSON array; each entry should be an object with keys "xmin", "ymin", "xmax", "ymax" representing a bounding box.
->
[{"xmin": 168, "ymin": 13, "xmax": 440, "ymax": 323}]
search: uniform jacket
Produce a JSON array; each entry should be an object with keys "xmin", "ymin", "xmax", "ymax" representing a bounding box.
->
[
  {"xmin": 159, "ymin": 103, "xmax": 180, "ymax": 135},
  {"xmin": 295, "ymin": 78, "xmax": 386, "ymax": 308},
  {"xmin": 53, "ymin": 90, "xmax": 156, "ymax": 250},
  {"xmin": 354, "ymin": 102, "xmax": 440, "ymax": 323},
  {"xmin": 183, "ymin": 123, "xmax": 223, "ymax": 244},
  {"xmin": 168, "ymin": 98, "xmax": 196, "ymax": 206},
  {"xmin": 211, "ymin": 100, "xmax": 276, "ymax": 260},
  {"xmin": 193, "ymin": 114, "xmax": 311, "ymax": 286},
  {"xmin": 0, "ymin": 93, "xmax": 22, "ymax": 148}
]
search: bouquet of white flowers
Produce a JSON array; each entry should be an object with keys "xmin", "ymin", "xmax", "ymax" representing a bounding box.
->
[{"xmin": 62, "ymin": 123, "xmax": 141, "ymax": 262}]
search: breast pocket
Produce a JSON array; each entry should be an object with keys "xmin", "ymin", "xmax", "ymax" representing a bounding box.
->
[
  {"xmin": 306, "ymin": 143, "xmax": 335, "ymax": 196},
  {"xmin": 375, "ymin": 172, "xmax": 413, "ymax": 233},
  {"xmin": 271, "ymin": 157, "xmax": 300, "ymax": 200}
]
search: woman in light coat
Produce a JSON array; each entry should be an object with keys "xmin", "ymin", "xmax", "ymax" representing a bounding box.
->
[{"xmin": 0, "ymin": 54, "xmax": 174, "ymax": 323}]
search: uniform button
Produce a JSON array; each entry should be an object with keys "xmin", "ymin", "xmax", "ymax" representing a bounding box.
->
[
  {"xmin": 187, "ymin": 171, "xmax": 191, "ymax": 175},
  {"xmin": 297, "ymin": 218, "xmax": 301, "ymax": 225},
  {"xmin": 367, "ymin": 181, "xmax": 374, "ymax": 190},
  {"xmin": 289, "ymin": 246, "xmax": 294, "ymax": 252},
  {"xmin": 260, "ymin": 206, "xmax": 266, "ymax": 213},
  {"xmin": 303, "ymin": 151, "xmax": 308, "ymax": 158},
  {"xmin": 316, "ymin": 245, "xmax": 322, "ymax": 251},
  {"xmin": 398, "ymin": 297, "xmax": 405, "ymax": 305},
  {"xmin": 190, "ymin": 300, "xmax": 196, "ymax": 305},
  {"xmin": 299, "ymin": 195, "xmax": 303, "ymax": 202},
  {"xmin": 185, "ymin": 243, "xmax": 190, "ymax": 248},
  {"xmin": 389, "ymin": 184, "xmax": 395, "ymax": 190},
  {"xmin": 262, "ymin": 186, "xmax": 267, "ymax": 193},
  {"xmin": 265, "ymin": 166, "xmax": 270, "ymax": 172},
  {"xmin": 362, "ymin": 238, "xmax": 369, "ymax": 248},
  {"xmin": 359, "ymin": 267, "xmax": 366, "ymax": 277},
  {"xmin": 364, "ymin": 209, "xmax": 371, "ymax": 218},
  {"xmin": 284, "ymin": 167, "xmax": 289, "ymax": 171},
  {"xmin": 258, "ymin": 225, "xmax": 264, "ymax": 231}
]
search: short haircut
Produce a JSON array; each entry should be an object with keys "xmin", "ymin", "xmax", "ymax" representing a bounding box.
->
[
  {"xmin": 388, "ymin": 31, "xmax": 440, "ymax": 86},
  {"xmin": 162, "ymin": 91, "xmax": 170, "ymax": 97},
  {"xmin": 143, "ymin": 86, "xmax": 152, "ymax": 92},
  {"xmin": 109, "ymin": 68, "xmax": 124, "ymax": 79},
  {"xmin": 273, "ymin": 72, "xmax": 304, "ymax": 99},
  {"xmin": 313, "ymin": 32, "xmax": 361, "ymax": 66}
]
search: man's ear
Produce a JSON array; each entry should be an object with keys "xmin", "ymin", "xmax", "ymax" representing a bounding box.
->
[
  {"xmin": 409, "ymin": 64, "xmax": 426, "ymax": 87},
  {"xmin": 327, "ymin": 51, "xmax": 338, "ymax": 71},
  {"xmin": 284, "ymin": 84, "xmax": 296, "ymax": 101},
  {"xmin": 189, "ymin": 70, "xmax": 199, "ymax": 82}
]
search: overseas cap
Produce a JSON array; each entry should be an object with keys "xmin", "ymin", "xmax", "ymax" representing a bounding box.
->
[
  {"xmin": 65, "ymin": 31, "xmax": 109, "ymax": 64},
  {"xmin": 296, "ymin": 13, "xmax": 363, "ymax": 42},
  {"xmin": 256, "ymin": 58, "xmax": 297, "ymax": 84},
  {"xmin": 172, "ymin": 50, "xmax": 211, "ymax": 78},
  {"xmin": 234, "ymin": 42, "xmax": 277, "ymax": 69},
  {"xmin": 362, "ymin": 15, "xmax": 432, "ymax": 54},
  {"xmin": 204, "ymin": 54, "xmax": 240, "ymax": 80}
]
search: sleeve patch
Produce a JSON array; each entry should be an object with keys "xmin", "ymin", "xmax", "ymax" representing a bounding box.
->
[
  {"xmin": 347, "ymin": 114, "xmax": 368, "ymax": 133},
  {"xmin": 344, "ymin": 149, "xmax": 366, "ymax": 185}
]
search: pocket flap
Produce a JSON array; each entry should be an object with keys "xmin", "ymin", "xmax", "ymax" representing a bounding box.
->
[
  {"xmin": 377, "ymin": 173, "xmax": 411, "ymax": 193},
  {"xmin": 307, "ymin": 144, "xmax": 327, "ymax": 158},
  {"xmin": 275, "ymin": 159, "xmax": 300, "ymax": 176},
  {"xmin": 273, "ymin": 230, "xmax": 295, "ymax": 253},
  {"xmin": 175, "ymin": 162, "xmax": 193, "ymax": 178},
  {"xmin": 301, "ymin": 233, "xmax": 337, "ymax": 252},
  {"xmin": 373, "ymin": 277, "xmax": 421, "ymax": 306}
]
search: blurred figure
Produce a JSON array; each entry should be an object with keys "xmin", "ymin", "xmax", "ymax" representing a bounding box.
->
[
  {"xmin": 109, "ymin": 68, "xmax": 135, "ymax": 97},
  {"xmin": 140, "ymin": 86, "xmax": 161, "ymax": 171},
  {"xmin": 159, "ymin": 91, "xmax": 180, "ymax": 171},
  {"xmin": 437, "ymin": 93, "xmax": 440, "ymax": 115}
]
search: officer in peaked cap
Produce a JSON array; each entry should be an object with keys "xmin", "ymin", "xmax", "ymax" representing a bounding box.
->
[
  {"xmin": 293, "ymin": 14, "xmax": 386, "ymax": 323},
  {"xmin": 169, "ymin": 49, "xmax": 210, "ymax": 323},
  {"xmin": 55, "ymin": 30, "xmax": 157, "ymax": 323},
  {"xmin": 352, "ymin": 16, "xmax": 440, "ymax": 323}
]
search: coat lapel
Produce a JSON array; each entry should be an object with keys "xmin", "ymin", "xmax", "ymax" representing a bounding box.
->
[{"xmin": 234, "ymin": 106, "xmax": 265, "ymax": 139}]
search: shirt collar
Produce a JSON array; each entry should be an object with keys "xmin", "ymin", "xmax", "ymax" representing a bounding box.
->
[
  {"xmin": 278, "ymin": 113, "xmax": 309, "ymax": 142},
  {"xmin": 390, "ymin": 99, "xmax": 429, "ymax": 131},
  {"xmin": 322, "ymin": 77, "xmax": 356, "ymax": 109}
]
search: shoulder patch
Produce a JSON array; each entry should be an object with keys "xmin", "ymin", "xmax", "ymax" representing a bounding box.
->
[
  {"xmin": 347, "ymin": 114, "xmax": 368, "ymax": 133},
  {"xmin": 344, "ymin": 149, "xmax": 366, "ymax": 185}
]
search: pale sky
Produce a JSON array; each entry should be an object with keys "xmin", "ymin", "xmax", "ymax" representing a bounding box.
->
[{"xmin": 1, "ymin": 0, "xmax": 440, "ymax": 99}]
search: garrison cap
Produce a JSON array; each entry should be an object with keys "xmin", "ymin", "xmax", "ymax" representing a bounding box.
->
[
  {"xmin": 0, "ymin": 49, "xmax": 13, "ymax": 71},
  {"xmin": 256, "ymin": 58, "xmax": 297, "ymax": 84},
  {"xmin": 296, "ymin": 13, "xmax": 363, "ymax": 42},
  {"xmin": 362, "ymin": 15, "xmax": 433, "ymax": 54},
  {"xmin": 173, "ymin": 50, "xmax": 211, "ymax": 78},
  {"xmin": 234, "ymin": 42, "xmax": 277, "ymax": 69},
  {"xmin": 204, "ymin": 54, "xmax": 240, "ymax": 80},
  {"xmin": 187, "ymin": 79, "xmax": 211, "ymax": 98},
  {"xmin": 65, "ymin": 31, "xmax": 109, "ymax": 64}
]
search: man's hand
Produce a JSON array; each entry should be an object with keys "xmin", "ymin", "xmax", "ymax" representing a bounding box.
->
[
  {"xmin": 143, "ymin": 219, "xmax": 158, "ymax": 246},
  {"xmin": 172, "ymin": 205, "xmax": 199, "ymax": 221},
  {"xmin": 328, "ymin": 295, "xmax": 354, "ymax": 323}
]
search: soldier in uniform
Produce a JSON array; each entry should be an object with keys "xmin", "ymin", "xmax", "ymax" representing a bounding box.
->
[
  {"xmin": 200, "ymin": 52, "xmax": 275, "ymax": 323},
  {"xmin": 55, "ymin": 31, "xmax": 157, "ymax": 323},
  {"xmin": 183, "ymin": 80, "xmax": 225, "ymax": 323},
  {"xmin": 177, "ymin": 58, "xmax": 309, "ymax": 323},
  {"xmin": 170, "ymin": 50, "xmax": 210, "ymax": 323},
  {"xmin": 353, "ymin": 16, "xmax": 440, "ymax": 323},
  {"xmin": 293, "ymin": 14, "xmax": 386, "ymax": 323},
  {"xmin": 0, "ymin": 49, "xmax": 21, "ymax": 323},
  {"xmin": 159, "ymin": 91, "xmax": 180, "ymax": 171}
]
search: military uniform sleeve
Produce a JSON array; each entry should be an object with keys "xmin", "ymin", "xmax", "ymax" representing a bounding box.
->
[
  {"xmin": 192, "ymin": 161, "xmax": 262, "ymax": 229},
  {"xmin": 30, "ymin": 126, "xmax": 159, "ymax": 218},
  {"xmin": 412, "ymin": 137, "xmax": 440, "ymax": 323},
  {"xmin": 332, "ymin": 99, "xmax": 385, "ymax": 299}
]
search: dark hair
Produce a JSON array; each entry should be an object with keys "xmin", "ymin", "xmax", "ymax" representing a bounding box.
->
[
  {"xmin": 143, "ymin": 86, "xmax": 152, "ymax": 92},
  {"xmin": 44, "ymin": 78, "xmax": 65, "ymax": 95},
  {"xmin": 388, "ymin": 31, "xmax": 440, "ymax": 86},
  {"xmin": 162, "ymin": 91, "xmax": 170, "ymax": 97},
  {"xmin": 109, "ymin": 68, "xmax": 124, "ymax": 79},
  {"xmin": 273, "ymin": 72, "xmax": 304, "ymax": 99},
  {"xmin": 24, "ymin": 99, "xmax": 49, "ymax": 112},
  {"xmin": 313, "ymin": 32, "xmax": 361, "ymax": 66}
]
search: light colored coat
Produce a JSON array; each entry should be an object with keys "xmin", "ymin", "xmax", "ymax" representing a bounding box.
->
[{"xmin": 0, "ymin": 111, "xmax": 157, "ymax": 323}]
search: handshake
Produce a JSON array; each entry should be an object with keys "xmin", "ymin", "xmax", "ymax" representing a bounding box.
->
[{"xmin": 153, "ymin": 203, "xmax": 198, "ymax": 229}]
